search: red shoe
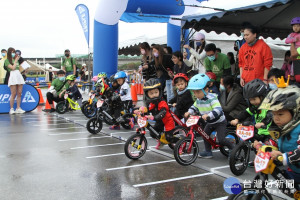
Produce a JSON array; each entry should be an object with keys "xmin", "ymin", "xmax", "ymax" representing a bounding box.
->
[
  {"xmin": 155, "ymin": 140, "xmax": 165, "ymax": 150},
  {"xmin": 109, "ymin": 125, "xmax": 120, "ymax": 130}
]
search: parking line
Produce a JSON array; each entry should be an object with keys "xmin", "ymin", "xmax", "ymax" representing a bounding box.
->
[
  {"xmin": 33, "ymin": 123, "xmax": 75, "ymax": 126},
  {"xmin": 58, "ymin": 136, "xmax": 110, "ymax": 142},
  {"xmin": 86, "ymin": 153, "xmax": 125, "ymax": 159},
  {"xmin": 106, "ymin": 160, "xmax": 175, "ymax": 171},
  {"xmin": 41, "ymin": 127, "xmax": 84, "ymax": 131},
  {"xmin": 133, "ymin": 172, "xmax": 213, "ymax": 187},
  {"xmin": 48, "ymin": 132, "xmax": 87, "ymax": 136},
  {"xmin": 70, "ymin": 142, "xmax": 124, "ymax": 149}
]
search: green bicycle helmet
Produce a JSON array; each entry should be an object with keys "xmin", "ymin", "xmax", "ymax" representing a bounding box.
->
[
  {"xmin": 66, "ymin": 75, "xmax": 76, "ymax": 81},
  {"xmin": 259, "ymin": 86, "xmax": 300, "ymax": 136}
]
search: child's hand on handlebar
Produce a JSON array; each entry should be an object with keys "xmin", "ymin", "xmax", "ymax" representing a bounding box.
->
[
  {"xmin": 184, "ymin": 112, "xmax": 190, "ymax": 118},
  {"xmin": 270, "ymin": 150, "xmax": 283, "ymax": 161},
  {"xmin": 252, "ymin": 140, "xmax": 262, "ymax": 150},
  {"xmin": 255, "ymin": 122, "xmax": 265, "ymax": 129},
  {"xmin": 230, "ymin": 119, "xmax": 239, "ymax": 126},
  {"xmin": 202, "ymin": 114, "xmax": 209, "ymax": 121}
]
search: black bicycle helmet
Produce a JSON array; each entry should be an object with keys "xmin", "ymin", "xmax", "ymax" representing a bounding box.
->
[
  {"xmin": 243, "ymin": 79, "xmax": 268, "ymax": 99},
  {"xmin": 143, "ymin": 78, "xmax": 162, "ymax": 104}
]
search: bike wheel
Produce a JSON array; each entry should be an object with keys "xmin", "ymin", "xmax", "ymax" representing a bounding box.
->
[
  {"xmin": 124, "ymin": 134, "xmax": 147, "ymax": 160},
  {"xmin": 227, "ymin": 188, "xmax": 272, "ymax": 200},
  {"xmin": 168, "ymin": 126, "xmax": 188, "ymax": 150},
  {"xmin": 220, "ymin": 131, "xmax": 240, "ymax": 157},
  {"xmin": 86, "ymin": 118, "xmax": 102, "ymax": 134},
  {"xmin": 174, "ymin": 137, "xmax": 199, "ymax": 166},
  {"xmin": 80, "ymin": 101, "xmax": 89, "ymax": 114},
  {"xmin": 229, "ymin": 142, "xmax": 250, "ymax": 176},
  {"xmin": 83, "ymin": 104, "xmax": 97, "ymax": 118},
  {"xmin": 56, "ymin": 101, "xmax": 68, "ymax": 114}
]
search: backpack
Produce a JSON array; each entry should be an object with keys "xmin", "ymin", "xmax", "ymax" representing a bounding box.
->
[{"xmin": 63, "ymin": 57, "xmax": 79, "ymax": 77}]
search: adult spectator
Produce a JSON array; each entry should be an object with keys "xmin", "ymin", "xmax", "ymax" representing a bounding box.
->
[
  {"xmin": 227, "ymin": 52, "xmax": 236, "ymax": 75},
  {"xmin": 49, "ymin": 67, "xmax": 53, "ymax": 82},
  {"xmin": 1, "ymin": 49, "xmax": 7, "ymax": 84},
  {"xmin": 163, "ymin": 46, "xmax": 173, "ymax": 54},
  {"xmin": 219, "ymin": 76, "xmax": 247, "ymax": 121},
  {"xmin": 16, "ymin": 50, "xmax": 26, "ymax": 81},
  {"xmin": 183, "ymin": 32, "xmax": 207, "ymax": 75},
  {"xmin": 4, "ymin": 47, "xmax": 25, "ymax": 114},
  {"xmin": 62, "ymin": 49, "xmax": 76, "ymax": 76},
  {"xmin": 46, "ymin": 70, "xmax": 69, "ymax": 112},
  {"xmin": 290, "ymin": 42, "xmax": 300, "ymax": 82},
  {"xmin": 239, "ymin": 25, "xmax": 273, "ymax": 86},
  {"xmin": 150, "ymin": 45, "xmax": 174, "ymax": 101},
  {"xmin": 233, "ymin": 22, "xmax": 251, "ymax": 53},
  {"xmin": 139, "ymin": 42, "xmax": 156, "ymax": 81},
  {"xmin": 171, "ymin": 51, "xmax": 190, "ymax": 75},
  {"xmin": 281, "ymin": 51, "xmax": 293, "ymax": 80},
  {"xmin": 204, "ymin": 43, "xmax": 231, "ymax": 86},
  {"xmin": 80, "ymin": 64, "xmax": 88, "ymax": 93},
  {"xmin": 216, "ymin": 48, "xmax": 222, "ymax": 53}
]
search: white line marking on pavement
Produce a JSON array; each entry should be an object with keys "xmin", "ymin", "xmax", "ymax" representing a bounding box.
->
[
  {"xmin": 41, "ymin": 127, "xmax": 84, "ymax": 131},
  {"xmin": 33, "ymin": 123, "xmax": 75, "ymax": 126},
  {"xmin": 58, "ymin": 136, "xmax": 110, "ymax": 142},
  {"xmin": 111, "ymin": 131, "xmax": 137, "ymax": 135},
  {"xmin": 74, "ymin": 120, "xmax": 89, "ymax": 122},
  {"xmin": 106, "ymin": 160, "xmax": 176, "ymax": 171},
  {"xmin": 86, "ymin": 153, "xmax": 125, "ymax": 159},
  {"xmin": 210, "ymin": 196, "xmax": 228, "ymax": 200},
  {"xmin": 26, "ymin": 120, "xmax": 61, "ymax": 123},
  {"xmin": 70, "ymin": 142, "xmax": 124, "ymax": 149},
  {"xmin": 133, "ymin": 172, "xmax": 213, "ymax": 187},
  {"xmin": 48, "ymin": 132, "xmax": 87, "ymax": 136},
  {"xmin": 86, "ymin": 150, "xmax": 152, "ymax": 159}
]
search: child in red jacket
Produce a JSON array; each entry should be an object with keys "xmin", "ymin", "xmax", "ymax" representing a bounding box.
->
[{"xmin": 143, "ymin": 78, "xmax": 175, "ymax": 149}]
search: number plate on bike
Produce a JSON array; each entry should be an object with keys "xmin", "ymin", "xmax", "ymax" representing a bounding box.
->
[
  {"xmin": 137, "ymin": 117, "xmax": 147, "ymax": 128},
  {"xmin": 97, "ymin": 100, "xmax": 104, "ymax": 108},
  {"xmin": 186, "ymin": 116, "xmax": 200, "ymax": 127},
  {"xmin": 236, "ymin": 125, "xmax": 254, "ymax": 141},
  {"xmin": 64, "ymin": 93, "xmax": 68, "ymax": 99},
  {"xmin": 254, "ymin": 151, "xmax": 270, "ymax": 173}
]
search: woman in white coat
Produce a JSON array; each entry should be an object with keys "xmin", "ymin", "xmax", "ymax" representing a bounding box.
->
[{"xmin": 183, "ymin": 32, "xmax": 207, "ymax": 76}]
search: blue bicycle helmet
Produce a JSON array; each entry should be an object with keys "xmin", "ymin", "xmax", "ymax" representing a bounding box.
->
[
  {"xmin": 114, "ymin": 71, "xmax": 127, "ymax": 79},
  {"xmin": 187, "ymin": 73, "xmax": 210, "ymax": 96}
]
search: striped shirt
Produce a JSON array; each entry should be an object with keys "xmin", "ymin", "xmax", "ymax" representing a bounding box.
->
[{"xmin": 188, "ymin": 93, "xmax": 225, "ymax": 124}]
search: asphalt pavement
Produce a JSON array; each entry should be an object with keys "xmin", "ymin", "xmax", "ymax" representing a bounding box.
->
[{"xmin": 0, "ymin": 92, "xmax": 289, "ymax": 200}]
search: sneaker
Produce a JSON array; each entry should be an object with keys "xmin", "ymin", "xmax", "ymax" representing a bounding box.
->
[
  {"xmin": 9, "ymin": 108, "xmax": 15, "ymax": 115},
  {"xmin": 15, "ymin": 108, "xmax": 25, "ymax": 114},
  {"xmin": 248, "ymin": 161, "xmax": 254, "ymax": 168},
  {"xmin": 198, "ymin": 151, "xmax": 213, "ymax": 158},
  {"xmin": 129, "ymin": 118, "xmax": 135, "ymax": 130},
  {"xmin": 109, "ymin": 125, "xmax": 120, "ymax": 130},
  {"xmin": 155, "ymin": 140, "xmax": 165, "ymax": 150},
  {"xmin": 49, "ymin": 108, "xmax": 56, "ymax": 113}
]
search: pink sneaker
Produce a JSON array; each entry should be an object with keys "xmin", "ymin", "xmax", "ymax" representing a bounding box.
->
[
  {"xmin": 129, "ymin": 118, "xmax": 135, "ymax": 130},
  {"xmin": 109, "ymin": 125, "xmax": 120, "ymax": 130},
  {"xmin": 155, "ymin": 140, "xmax": 165, "ymax": 150}
]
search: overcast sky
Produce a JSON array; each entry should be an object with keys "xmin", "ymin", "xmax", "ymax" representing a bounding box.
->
[{"xmin": 0, "ymin": 0, "xmax": 271, "ymax": 58}]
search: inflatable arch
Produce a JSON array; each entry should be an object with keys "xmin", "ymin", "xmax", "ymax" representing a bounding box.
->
[{"xmin": 93, "ymin": 0, "xmax": 202, "ymax": 77}]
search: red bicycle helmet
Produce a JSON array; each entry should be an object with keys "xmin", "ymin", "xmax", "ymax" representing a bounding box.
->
[
  {"xmin": 172, "ymin": 73, "xmax": 189, "ymax": 85},
  {"xmin": 206, "ymin": 72, "xmax": 217, "ymax": 82}
]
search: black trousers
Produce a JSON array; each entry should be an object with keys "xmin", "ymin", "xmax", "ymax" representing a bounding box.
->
[{"xmin": 46, "ymin": 92, "xmax": 64, "ymax": 105}]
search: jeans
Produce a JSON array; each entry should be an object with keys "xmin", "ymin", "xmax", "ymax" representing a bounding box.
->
[
  {"xmin": 165, "ymin": 79, "xmax": 174, "ymax": 103},
  {"xmin": 66, "ymin": 71, "xmax": 73, "ymax": 76}
]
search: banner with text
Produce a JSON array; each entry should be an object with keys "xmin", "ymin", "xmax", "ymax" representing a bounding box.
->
[{"xmin": 75, "ymin": 4, "xmax": 90, "ymax": 47}]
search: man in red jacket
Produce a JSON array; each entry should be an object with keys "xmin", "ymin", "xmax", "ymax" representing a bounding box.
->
[{"xmin": 239, "ymin": 25, "xmax": 273, "ymax": 86}]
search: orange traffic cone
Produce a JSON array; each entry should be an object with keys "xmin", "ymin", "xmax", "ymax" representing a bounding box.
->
[
  {"xmin": 47, "ymin": 83, "xmax": 51, "ymax": 88},
  {"xmin": 131, "ymin": 83, "xmax": 138, "ymax": 101},
  {"xmin": 140, "ymin": 83, "xmax": 144, "ymax": 95},
  {"xmin": 37, "ymin": 88, "xmax": 45, "ymax": 105},
  {"xmin": 43, "ymin": 99, "xmax": 52, "ymax": 112},
  {"xmin": 136, "ymin": 83, "xmax": 140, "ymax": 95}
]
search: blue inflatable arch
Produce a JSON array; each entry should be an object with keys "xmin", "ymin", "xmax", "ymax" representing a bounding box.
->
[{"xmin": 93, "ymin": 0, "xmax": 202, "ymax": 77}]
